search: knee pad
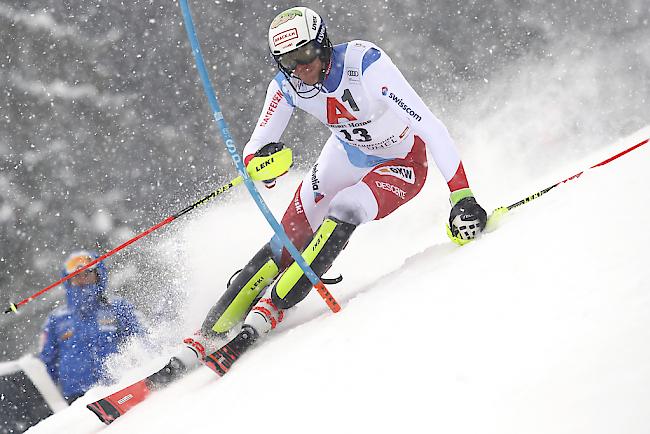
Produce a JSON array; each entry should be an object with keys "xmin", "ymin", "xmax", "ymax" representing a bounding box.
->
[
  {"xmin": 328, "ymin": 200, "xmax": 366, "ymax": 226},
  {"xmin": 271, "ymin": 217, "xmax": 356, "ymax": 309},
  {"xmin": 201, "ymin": 243, "xmax": 279, "ymax": 337},
  {"xmin": 328, "ymin": 183, "xmax": 377, "ymax": 225}
]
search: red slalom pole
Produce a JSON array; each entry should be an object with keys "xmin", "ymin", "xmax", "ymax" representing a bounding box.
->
[
  {"xmin": 3, "ymin": 177, "xmax": 244, "ymax": 314},
  {"xmin": 5, "ymin": 216, "xmax": 174, "ymax": 314},
  {"xmin": 4, "ymin": 149, "xmax": 295, "ymax": 314}
]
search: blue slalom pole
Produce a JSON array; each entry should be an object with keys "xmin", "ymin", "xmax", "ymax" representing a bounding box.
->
[{"xmin": 178, "ymin": 0, "xmax": 340, "ymax": 312}]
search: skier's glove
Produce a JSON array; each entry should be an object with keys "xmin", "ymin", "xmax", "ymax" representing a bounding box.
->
[
  {"xmin": 448, "ymin": 189, "xmax": 487, "ymax": 241},
  {"xmin": 246, "ymin": 142, "xmax": 289, "ymax": 189}
]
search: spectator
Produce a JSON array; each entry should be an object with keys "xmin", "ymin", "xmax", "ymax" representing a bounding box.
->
[{"xmin": 39, "ymin": 250, "xmax": 142, "ymax": 403}]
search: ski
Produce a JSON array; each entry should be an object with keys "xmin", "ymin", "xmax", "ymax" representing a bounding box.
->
[
  {"xmin": 86, "ymin": 378, "xmax": 151, "ymax": 425},
  {"xmin": 86, "ymin": 357, "xmax": 187, "ymax": 425},
  {"xmin": 87, "ymin": 327, "xmax": 258, "ymax": 425}
]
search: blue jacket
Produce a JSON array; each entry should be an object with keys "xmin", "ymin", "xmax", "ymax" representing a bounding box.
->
[
  {"xmin": 39, "ymin": 298, "xmax": 141, "ymax": 400},
  {"xmin": 39, "ymin": 251, "xmax": 142, "ymax": 400}
]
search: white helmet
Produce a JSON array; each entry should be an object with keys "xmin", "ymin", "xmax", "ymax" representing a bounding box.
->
[{"xmin": 268, "ymin": 7, "xmax": 332, "ymax": 93}]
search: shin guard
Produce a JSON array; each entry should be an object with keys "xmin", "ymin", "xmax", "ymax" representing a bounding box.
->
[
  {"xmin": 271, "ymin": 217, "xmax": 356, "ymax": 309},
  {"xmin": 201, "ymin": 243, "xmax": 279, "ymax": 337}
]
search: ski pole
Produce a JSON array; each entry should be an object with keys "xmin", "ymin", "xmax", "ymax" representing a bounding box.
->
[
  {"xmin": 448, "ymin": 137, "xmax": 649, "ymax": 245},
  {"xmin": 178, "ymin": 0, "xmax": 340, "ymax": 313},
  {"xmin": 3, "ymin": 150, "xmax": 293, "ymax": 315},
  {"xmin": 492, "ymin": 137, "xmax": 649, "ymax": 216}
]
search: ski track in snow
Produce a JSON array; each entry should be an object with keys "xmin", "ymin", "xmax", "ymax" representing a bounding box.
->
[{"xmin": 28, "ymin": 126, "xmax": 650, "ymax": 434}]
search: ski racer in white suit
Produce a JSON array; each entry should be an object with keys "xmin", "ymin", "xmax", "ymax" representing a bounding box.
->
[
  {"xmin": 184, "ymin": 6, "xmax": 488, "ymax": 362},
  {"xmin": 81, "ymin": 8, "xmax": 489, "ymax": 423}
]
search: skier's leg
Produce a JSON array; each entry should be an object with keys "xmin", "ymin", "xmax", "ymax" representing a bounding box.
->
[
  {"xmin": 157, "ymin": 243, "xmax": 281, "ymax": 377},
  {"xmin": 271, "ymin": 134, "xmax": 370, "ymax": 268},
  {"xmin": 248, "ymin": 135, "xmax": 429, "ymax": 326},
  {"xmin": 270, "ymin": 216, "xmax": 356, "ymax": 310},
  {"xmin": 239, "ymin": 136, "xmax": 370, "ymax": 333},
  {"xmin": 200, "ymin": 243, "xmax": 280, "ymax": 338},
  {"xmin": 167, "ymin": 135, "xmax": 363, "ymax": 365},
  {"xmin": 202, "ymin": 137, "xmax": 429, "ymax": 375},
  {"xmin": 193, "ymin": 133, "xmax": 358, "ymax": 339},
  {"xmin": 243, "ymin": 216, "xmax": 357, "ymax": 335},
  {"xmin": 262, "ymin": 185, "xmax": 372, "ymax": 315}
]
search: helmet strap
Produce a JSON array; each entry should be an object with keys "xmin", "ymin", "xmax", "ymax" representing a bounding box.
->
[
  {"xmin": 273, "ymin": 37, "xmax": 333, "ymax": 100},
  {"xmin": 319, "ymin": 38, "xmax": 334, "ymax": 84},
  {"xmin": 281, "ymin": 70, "xmax": 324, "ymax": 99}
]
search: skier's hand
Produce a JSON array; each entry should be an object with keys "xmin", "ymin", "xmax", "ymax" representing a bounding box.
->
[
  {"xmin": 245, "ymin": 142, "xmax": 291, "ymax": 189},
  {"xmin": 448, "ymin": 192, "xmax": 487, "ymax": 241}
]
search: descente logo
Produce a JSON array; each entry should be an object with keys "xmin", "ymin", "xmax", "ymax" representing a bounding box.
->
[
  {"xmin": 385, "ymin": 90, "xmax": 422, "ymax": 122},
  {"xmin": 375, "ymin": 181, "xmax": 406, "ymax": 199}
]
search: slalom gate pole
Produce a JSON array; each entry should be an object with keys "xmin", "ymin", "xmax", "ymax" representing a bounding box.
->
[
  {"xmin": 3, "ymin": 163, "xmax": 281, "ymax": 315},
  {"xmin": 177, "ymin": 1, "xmax": 340, "ymax": 313},
  {"xmin": 487, "ymin": 137, "xmax": 649, "ymax": 226}
]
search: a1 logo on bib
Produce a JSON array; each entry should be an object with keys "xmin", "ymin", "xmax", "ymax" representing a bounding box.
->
[
  {"xmin": 326, "ymin": 97, "xmax": 357, "ymax": 124},
  {"xmin": 373, "ymin": 166, "xmax": 415, "ymax": 184}
]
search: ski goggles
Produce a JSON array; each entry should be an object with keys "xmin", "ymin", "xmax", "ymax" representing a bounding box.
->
[
  {"xmin": 276, "ymin": 41, "xmax": 322, "ymax": 72},
  {"xmin": 64, "ymin": 254, "xmax": 97, "ymax": 274}
]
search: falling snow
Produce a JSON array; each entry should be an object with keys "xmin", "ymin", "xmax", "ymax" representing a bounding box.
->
[{"xmin": 1, "ymin": 1, "xmax": 649, "ymax": 432}]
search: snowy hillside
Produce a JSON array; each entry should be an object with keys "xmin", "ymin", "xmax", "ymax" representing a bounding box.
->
[{"xmin": 29, "ymin": 126, "xmax": 650, "ymax": 434}]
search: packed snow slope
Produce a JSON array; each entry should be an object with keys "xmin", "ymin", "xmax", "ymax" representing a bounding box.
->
[{"xmin": 30, "ymin": 126, "xmax": 650, "ymax": 434}]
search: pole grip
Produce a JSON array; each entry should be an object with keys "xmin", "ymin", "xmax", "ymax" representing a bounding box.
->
[
  {"xmin": 480, "ymin": 138, "xmax": 650, "ymax": 238},
  {"xmin": 495, "ymin": 138, "xmax": 650, "ymax": 217},
  {"xmin": 4, "ymin": 303, "xmax": 18, "ymax": 314}
]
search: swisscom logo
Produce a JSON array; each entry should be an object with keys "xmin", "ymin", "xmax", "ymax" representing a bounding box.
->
[{"xmin": 382, "ymin": 87, "xmax": 422, "ymax": 122}]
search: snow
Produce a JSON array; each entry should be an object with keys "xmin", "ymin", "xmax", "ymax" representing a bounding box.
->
[
  {"xmin": 9, "ymin": 75, "xmax": 126, "ymax": 106},
  {"xmin": 28, "ymin": 126, "xmax": 650, "ymax": 433}
]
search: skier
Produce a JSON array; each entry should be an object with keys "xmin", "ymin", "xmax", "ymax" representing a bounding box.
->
[
  {"xmin": 87, "ymin": 6, "xmax": 487, "ymax": 422},
  {"xmin": 40, "ymin": 250, "xmax": 142, "ymax": 403},
  {"xmin": 187, "ymin": 5, "xmax": 488, "ymax": 366}
]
